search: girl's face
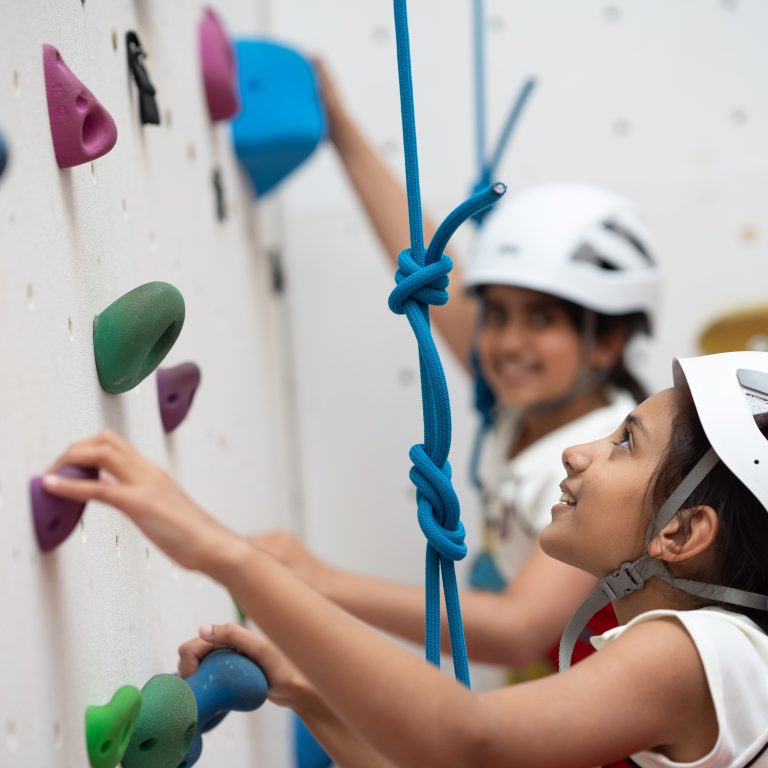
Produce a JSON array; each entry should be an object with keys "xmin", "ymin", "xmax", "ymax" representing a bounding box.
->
[
  {"xmin": 539, "ymin": 388, "xmax": 680, "ymax": 577},
  {"xmin": 476, "ymin": 285, "xmax": 613, "ymax": 407}
]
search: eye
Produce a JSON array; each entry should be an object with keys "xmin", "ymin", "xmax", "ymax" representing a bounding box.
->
[
  {"xmin": 611, "ymin": 428, "xmax": 632, "ymax": 450},
  {"xmin": 528, "ymin": 309, "xmax": 554, "ymax": 329},
  {"xmin": 481, "ymin": 303, "xmax": 506, "ymax": 327}
]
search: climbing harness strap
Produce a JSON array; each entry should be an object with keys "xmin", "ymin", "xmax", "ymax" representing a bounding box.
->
[{"xmin": 390, "ymin": 0, "xmax": 505, "ymax": 686}]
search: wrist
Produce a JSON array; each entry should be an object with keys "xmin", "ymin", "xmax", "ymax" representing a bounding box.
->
[{"xmin": 200, "ymin": 532, "xmax": 253, "ymax": 584}]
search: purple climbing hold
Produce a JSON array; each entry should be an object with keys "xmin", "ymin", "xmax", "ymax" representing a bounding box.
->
[
  {"xmin": 43, "ymin": 44, "xmax": 118, "ymax": 168},
  {"xmin": 157, "ymin": 362, "xmax": 201, "ymax": 433},
  {"xmin": 199, "ymin": 8, "xmax": 239, "ymax": 122},
  {"xmin": 30, "ymin": 465, "xmax": 99, "ymax": 552}
]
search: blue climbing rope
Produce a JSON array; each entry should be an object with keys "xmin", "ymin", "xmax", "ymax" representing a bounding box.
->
[{"xmin": 389, "ymin": 0, "xmax": 505, "ymax": 687}]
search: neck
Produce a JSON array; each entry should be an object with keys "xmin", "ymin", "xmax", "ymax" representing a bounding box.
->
[
  {"xmin": 513, "ymin": 388, "xmax": 609, "ymax": 456},
  {"xmin": 612, "ymin": 576, "xmax": 704, "ymax": 625}
]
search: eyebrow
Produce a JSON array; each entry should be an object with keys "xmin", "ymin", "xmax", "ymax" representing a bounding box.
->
[{"xmin": 625, "ymin": 413, "xmax": 649, "ymax": 439}]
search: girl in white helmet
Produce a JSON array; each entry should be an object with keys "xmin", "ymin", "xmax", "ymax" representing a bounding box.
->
[
  {"xmin": 43, "ymin": 350, "xmax": 768, "ymax": 767},
  {"xmin": 250, "ymin": 64, "xmax": 662, "ymax": 678}
]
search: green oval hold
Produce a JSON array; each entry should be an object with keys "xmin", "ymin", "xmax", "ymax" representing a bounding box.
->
[
  {"xmin": 122, "ymin": 674, "xmax": 197, "ymax": 768},
  {"xmin": 85, "ymin": 685, "xmax": 142, "ymax": 768},
  {"xmin": 93, "ymin": 282, "xmax": 186, "ymax": 394}
]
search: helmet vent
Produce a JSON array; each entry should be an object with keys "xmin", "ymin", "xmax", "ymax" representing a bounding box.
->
[
  {"xmin": 602, "ymin": 220, "xmax": 654, "ymax": 263},
  {"xmin": 497, "ymin": 243, "xmax": 520, "ymax": 256},
  {"xmin": 572, "ymin": 243, "xmax": 618, "ymax": 271}
]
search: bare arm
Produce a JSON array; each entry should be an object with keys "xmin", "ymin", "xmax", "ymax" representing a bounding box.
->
[
  {"xmin": 178, "ymin": 624, "xmax": 395, "ymax": 768},
  {"xmin": 252, "ymin": 532, "xmax": 599, "ymax": 667},
  {"xmin": 318, "ymin": 60, "xmax": 477, "ymax": 368},
  {"xmin": 43, "ymin": 432, "xmax": 718, "ymax": 768}
]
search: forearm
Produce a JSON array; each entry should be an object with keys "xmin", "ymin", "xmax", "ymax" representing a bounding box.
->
[
  {"xmin": 329, "ymin": 102, "xmax": 476, "ymax": 367},
  {"xmin": 205, "ymin": 538, "xmax": 488, "ymax": 768},
  {"xmin": 322, "ymin": 566, "xmax": 550, "ymax": 667},
  {"xmin": 295, "ymin": 687, "xmax": 396, "ymax": 768}
]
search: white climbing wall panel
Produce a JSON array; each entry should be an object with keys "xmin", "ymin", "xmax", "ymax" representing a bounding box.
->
[
  {"xmin": 269, "ymin": 0, "xmax": 768, "ymax": 689},
  {"xmin": 0, "ymin": 1, "xmax": 293, "ymax": 766},
  {"xmin": 2, "ymin": 1, "xmax": 768, "ymax": 767}
]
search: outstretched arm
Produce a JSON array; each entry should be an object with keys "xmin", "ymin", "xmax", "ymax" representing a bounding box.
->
[
  {"xmin": 42, "ymin": 431, "xmax": 715, "ymax": 768},
  {"xmin": 251, "ymin": 531, "xmax": 597, "ymax": 667},
  {"xmin": 318, "ymin": 59, "xmax": 477, "ymax": 368}
]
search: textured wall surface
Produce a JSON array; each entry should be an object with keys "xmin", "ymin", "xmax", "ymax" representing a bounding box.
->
[
  {"xmin": 2, "ymin": 1, "xmax": 768, "ymax": 767},
  {"xmin": 0, "ymin": 1, "xmax": 292, "ymax": 766}
]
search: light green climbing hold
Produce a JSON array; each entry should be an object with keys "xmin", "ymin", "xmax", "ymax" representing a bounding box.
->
[
  {"xmin": 122, "ymin": 674, "xmax": 197, "ymax": 768},
  {"xmin": 85, "ymin": 685, "xmax": 142, "ymax": 768},
  {"xmin": 93, "ymin": 281, "xmax": 185, "ymax": 394}
]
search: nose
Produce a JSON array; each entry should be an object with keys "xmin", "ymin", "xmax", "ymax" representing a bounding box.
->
[
  {"xmin": 562, "ymin": 443, "xmax": 590, "ymax": 474},
  {"xmin": 496, "ymin": 315, "xmax": 528, "ymax": 353}
]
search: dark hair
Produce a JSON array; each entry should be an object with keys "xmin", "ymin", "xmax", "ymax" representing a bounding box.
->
[
  {"xmin": 650, "ymin": 386, "xmax": 768, "ymax": 632},
  {"xmin": 565, "ymin": 303, "xmax": 649, "ymax": 403}
]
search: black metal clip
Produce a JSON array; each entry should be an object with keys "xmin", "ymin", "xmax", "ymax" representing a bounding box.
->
[{"xmin": 126, "ymin": 31, "xmax": 160, "ymax": 125}]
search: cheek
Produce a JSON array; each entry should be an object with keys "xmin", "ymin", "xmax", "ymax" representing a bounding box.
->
[{"xmin": 533, "ymin": 328, "xmax": 584, "ymax": 373}]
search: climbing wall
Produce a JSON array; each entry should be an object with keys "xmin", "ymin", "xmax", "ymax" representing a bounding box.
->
[
  {"xmin": 269, "ymin": 0, "xmax": 768, "ymax": 688},
  {"xmin": 0, "ymin": 1, "xmax": 294, "ymax": 766}
]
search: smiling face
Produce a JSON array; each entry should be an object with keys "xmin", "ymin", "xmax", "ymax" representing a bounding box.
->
[
  {"xmin": 475, "ymin": 285, "xmax": 616, "ymax": 408},
  {"xmin": 539, "ymin": 388, "xmax": 681, "ymax": 577}
]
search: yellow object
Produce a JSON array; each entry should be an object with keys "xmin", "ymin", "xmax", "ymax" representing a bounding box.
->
[{"xmin": 699, "ymin": 305, "xmax": 768, "ymax": 354}]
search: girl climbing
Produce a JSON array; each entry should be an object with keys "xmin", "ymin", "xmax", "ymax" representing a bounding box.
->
[
  {"xmin": 42, "ymin": 350, "xmax": 768, "ymax": 766},
  {"xmin": 250, "ymin": 61, "xmax": 662, "ymax": 675}
]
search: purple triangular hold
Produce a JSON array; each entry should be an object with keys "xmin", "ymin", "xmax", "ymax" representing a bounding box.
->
[
  {"xmin": 30, "ymin": 465, "xmax": 99, "ymax": 552},
  {"xmin": 199, "ymin": 8, "xmax": 239, "ymax": 122},
  {"xmin": 157, "ymin": 362, "xmax": 202, "ymax": 433},
  {"xmin": 43, "ymin": 44, "xmax": 118, "ymax": 168}
]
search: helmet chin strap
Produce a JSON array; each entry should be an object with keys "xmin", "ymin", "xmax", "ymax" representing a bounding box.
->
[{"xmin": 559, "ymin": 446, "xmax": 768, "ymax": 671}]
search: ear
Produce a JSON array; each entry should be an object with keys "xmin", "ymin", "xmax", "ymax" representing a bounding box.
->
[
  {"xmin": 647, "ymin": 506, "xmax": 719, "ymax": 562},
  {"xmin": 590, "ymin": 328, "xmax": 627, "ymax": 371}
]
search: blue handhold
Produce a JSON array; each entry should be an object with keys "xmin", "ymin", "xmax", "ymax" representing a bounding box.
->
[
  {"xmin": 178, "ymin": 650, "xmax": 269, "ymax": 768},
  {"xmin": 294, "ymin": 714, "xmax": 332, "ymax": 768},
  {"xmin": 0, "ymin": 131, "xmax": 8, "ymax": 178},
  {"xmin": 468, "ymin": 551, "xmax": 507, "ymax": 592},
  {"xmin": 231, "ymin": 39, "xmax": 326, "ymax": 196}
]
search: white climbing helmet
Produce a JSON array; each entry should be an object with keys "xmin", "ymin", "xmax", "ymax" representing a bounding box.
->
[
  {"xmin": 674, "ymin": 351, "xmax": 768, "ymax": 513},
  {"xmin": 464, "ymin": 183, "xmax": 661, "ymax": 332}
]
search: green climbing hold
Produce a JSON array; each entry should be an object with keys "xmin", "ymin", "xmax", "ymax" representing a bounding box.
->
[
  {"xmin": 93, "ymin": 282, "xmax": 185, "ymax": 394},
  {"xmin": 122, "ymin": 674, "xmax": 197, "ymax": 768},
  {"xmin": 85, "ymin": 685, "xmax": 142, "ymax": 768}
]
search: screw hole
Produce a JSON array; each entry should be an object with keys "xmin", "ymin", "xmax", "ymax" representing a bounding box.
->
[
  {"xmin": 139, "ymin": 737, "xmax": 157, "ymax": 751},
  {"xmin": 755, "ymin": 459, "xmax": 760, "ymax": 465},
  {"xmin": 100, "ymin": 739, "xmax": 112, "ymax": 755},
  {"xmin": 48, "ymin": 517, "xmax": 61, "ymax": 532}
]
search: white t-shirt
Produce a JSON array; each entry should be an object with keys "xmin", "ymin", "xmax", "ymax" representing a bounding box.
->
[
  {"xmin": 592, "ymin": 607, "xmax": 768, "ymax": 767},
  {"xmin": 482, "ymin": 390, "xmax": 636, "ymax": 582}
]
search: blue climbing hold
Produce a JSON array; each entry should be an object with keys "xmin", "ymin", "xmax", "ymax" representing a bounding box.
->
[
  {"xmin": 179, "ymin": 650, "xmax": 269, "ymax": 767},
  {"xmin": 468, "ymin": 551, "xmax": 507, "ymax": 592},
  {"xmin": 0, "ymin": 131, "xmax": 8, "ymax": 178},
  {"xmin": 294, "ymin": 714, "xmax": 332, "ymax": 768},
  {"xmin": 231, "ymin": 39, "xmax": 326, "ymax": 196}
]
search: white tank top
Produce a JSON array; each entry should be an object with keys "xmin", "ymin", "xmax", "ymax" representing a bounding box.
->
[{"xmin": 592, "ymin": 607, "xmax": 768, "ymax": 767}]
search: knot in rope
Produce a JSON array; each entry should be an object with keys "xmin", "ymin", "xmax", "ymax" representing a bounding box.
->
[
  {"xmin": 409, "ymin": 443, "xmax": 467, "ymax": 562},
  {"xmin": 387, "ymin": 249, "xmax": 453, "ymax": 315}
]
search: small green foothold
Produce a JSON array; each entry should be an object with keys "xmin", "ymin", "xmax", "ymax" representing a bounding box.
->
[
  {"xmin": 232, "ymin": 594, "xmax": 246, "ymax": 623},
  {"xmin": 93, "ymin": 282, "xmax": 186, "ymax": 394},
  {"xmin": 85, "ymin": 685, "xmax": 142, "ymax": 768},
  {"xmin": 122, "ymin": 674, "xmax": 197, "ymax": 768}
]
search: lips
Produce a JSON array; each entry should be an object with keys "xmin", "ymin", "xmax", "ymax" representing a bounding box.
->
[{"xmin": 558, "ymin": 480, "xmax": 577, "ymax": 506}]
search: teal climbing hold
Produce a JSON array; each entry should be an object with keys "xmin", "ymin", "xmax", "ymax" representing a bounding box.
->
[
  {"xmin": 121, "ymin": 674, "xmax": 197, "ymax": 768},
  {"xmin": 93, "ymin": 282, "xmax": 185, "ymax": 394},
  {"xmin": 85, "ymin": 685, "xmax": 141, "ymax": 768}
]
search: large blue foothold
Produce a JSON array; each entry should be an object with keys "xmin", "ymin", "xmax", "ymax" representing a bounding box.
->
[
  {"xmin": 179, "ymin": 649, "xmax": 269, "ymax": 768},
  {"xmin": 294, "ymin": 713, "xmax": 332, "ymax": 768},
  {"xmin": 0, "ymin": 131, "xmax": 8, "ymax": 178},
  {"xmin": 231, "ymin": 39, "xmax": 326, "ymax": 196}
]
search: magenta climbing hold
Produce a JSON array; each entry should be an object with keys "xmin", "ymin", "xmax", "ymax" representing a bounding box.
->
[
  {"xmin": 30, "ymin": 465, "xmax": 99, "ymax": 551},
  {"xmin": 156, "ymin": 362, "xmax": 201, "ymax": 433},
  {"xmin": 199, "ymin": 8, "xmax": 239, "ymax": 122},
  {"xmin": 43, "ymin": 44, "xmax": 118, "ymax": 168}
]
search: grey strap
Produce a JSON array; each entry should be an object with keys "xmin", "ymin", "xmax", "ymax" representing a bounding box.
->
[{"xmin": 645, "ymin": 447, "xmax": 720, "ymax": 547}]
